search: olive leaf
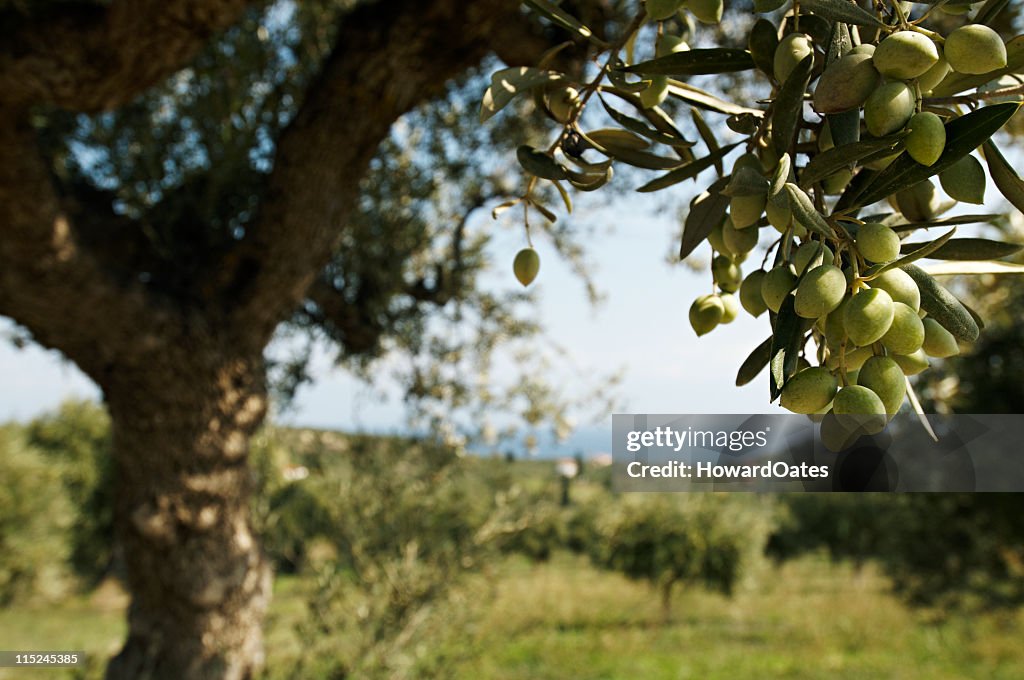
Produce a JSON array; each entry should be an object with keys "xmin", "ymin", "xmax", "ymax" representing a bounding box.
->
[
  {"xmin": 607, "ymin": 65, "xmax": 651, "ymax": 94},
  {"xmin": 890, "ymin": 214, "xmax": 1002, "ymax": 231},
  {"xmin": 491, "ymin": 199, "xmax": 521, "ymax": 220},
  {"xmin": 552, "ymin": 180, "xmax": 573, "ymax": 214},
  {"xmin": 827, "ymin": 109, "xmax": 862, "ymax": 148},
  {"xmin": 800, "ymin": 0, "xmax": 887, "ymax": 28},
  {"xmin": 785, "ymin": 184, "xmax": 835, "ymax": 238},
  {"xmin": 585, "ymin": 128, "xmax": 650, "ymax": 151},
  {"xmin": 769, "ymin": 297, "xmax": 812, "ymax": 401},
  {"xmin": 531, "ymin": 201, "xmax": 558, "ymax": 223},
  {"xmin": 852, "ymin": 103, "xmax": 1020, "ymax": 209},
  {"xmin": 772, "ymin": 55, "xmax": 814, "ymax": 157},
  {"xmin": 517, "ymin": 145, "xmax": 567, "ymax": 180},
  {"xmin": 736, "ymin": 337, "xmax": 773, "ymax": 387},
  {"xmin": 723, "ymin": 165, "xmax": 770, "ymax": 197},
  {"xmin": 598, "ymin": 98, "xmax": 695, "ymax": 147},
  {"xmin": 900, "ymin": 238, "xmax": 1023, "ymax": 261},
  {"xmin": 690, "ymin": 108, "xmax": 723, "ymax": 175},
  {"xmin": 638, "ymin": 142, "xmax": 742, "ymax": 193},
  {"xmin": 748, "ymin": 19, "xmax": 778, "ymax": 78},
  {"xmin": 523, "ymin": 0, "xmax": 609, "ymax": 47},
  {"xmin": 679, "ymin": 176, "xmax": 731, "ymax": 260},
  {"xmin": 976, "ymin": 0, "xmax": 1011, "ymax": 25},
  {"xmin": 770, "ymin": 153, "xmax": 791, "ymax": 196},
  {"xmin": 799, "ymin": 134, "xmax": 905, "ymax": 188},
  {"xmin": 921, "ymin": 261, "xmax": 1024, "ymax": 275},
  {"xmin": 626, "ymin": 49, "xmax": 756, "ymax": 76},
  {"xmin": 826, "ymin": 21, "xmax": 852, "ymax": 65},
  {"xmin": 902, "ymin": 264, "xmax": 980, "ymax": 342},
  {"xmin": 481, "ymin": 67, "xmax": 565, "ymax": 123},
  {"xmin": 567, "ymin": 166, "xmax": 614, "ymax": 191},
  {"xmin": 982, "ymin": 141, "xmax": 1024, "ymax": 214},
  {"xmin": 667, "ymin": 81, "xmax": 762, "ymax": 116}
]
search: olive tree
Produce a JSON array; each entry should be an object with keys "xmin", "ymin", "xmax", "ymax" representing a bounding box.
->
[
  {"xmin": 486, "ymin": 0, "xmax": 1024, "ymax": 449},
  {"xmin": 0, "ymin": 0, "xmax": 619, "ymax": 676}
]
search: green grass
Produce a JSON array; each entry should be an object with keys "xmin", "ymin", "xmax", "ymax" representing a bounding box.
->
[
  {"xmin": 446, "ymin": 553, "xmax": 1024, "ymax": 680},
  {"xmin": 1, "ymin": 556, "xmax": 1022, "ymax": 679}
]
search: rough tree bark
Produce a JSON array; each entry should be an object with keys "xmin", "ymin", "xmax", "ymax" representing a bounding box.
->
[{"xmin": 0, "ymin": 0, "xmax": 575, "ymax": 677}]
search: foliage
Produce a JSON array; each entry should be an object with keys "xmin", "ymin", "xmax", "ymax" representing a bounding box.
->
[
  {"xmin": 770, "ymin": 493, "xmax": 1024, "ymax": 610},
  {"xmin": 588, "ymin": 493, "xmax": 775, "ymax": 618},
  {"xmin": 0, "ymin": 425, "xmax": 74, "ymax": 604},
  {"xmin": 23, "ymin": 401, "xmax": 114, "ymax": 585},
  {"xmin": 485, "ymin": 0, "xmax": 1024, "ymax": 449}
]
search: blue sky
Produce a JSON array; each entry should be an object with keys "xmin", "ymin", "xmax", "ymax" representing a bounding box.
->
[{"xmin": 0, "ymin": 195, "xmax": 780, "ymax": 441}]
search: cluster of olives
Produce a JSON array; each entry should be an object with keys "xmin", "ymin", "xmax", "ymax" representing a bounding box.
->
[
  {"xmin": 675, "ymin": 8, "xmax": 1017, "ymax": 446},
  {"xmin": 690, "ymin": 148, "xmax": 964, "ymax": 446},
  {"xmin": 495, "ymin": 0, "xmax": 1014, "ymax": 448}
]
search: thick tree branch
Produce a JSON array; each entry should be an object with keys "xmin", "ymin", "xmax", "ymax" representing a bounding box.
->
[
  {"xmin": 0, "ymin": 0, "xmax": 255, "ymax": 111},
  {"xmin": 0, "ymin": 110, "xmax": 179, "ymax": 380},
  {"xmin": 224, "ymin": 0, "xmax": 534, "ymax": 347}
]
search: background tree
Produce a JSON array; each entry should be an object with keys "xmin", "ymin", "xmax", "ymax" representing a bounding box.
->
[{"xmin": 0, "ymin": 0, "xmax": 625, "ymax": 677}]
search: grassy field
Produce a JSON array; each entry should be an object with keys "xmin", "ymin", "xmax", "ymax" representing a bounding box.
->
[{"xmin": 1, "ymin": 554, "xmax": 1021, "ymax": 679}]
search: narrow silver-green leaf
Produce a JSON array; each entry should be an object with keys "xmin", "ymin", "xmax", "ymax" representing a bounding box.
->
[
  {"xmin": 770, "ymin": 153, "xmax": 791, "ymax": 197},
  {"xmin": 801, "ymin": 0, "xmax": 887, "ymax": 28},
  {"xmin": 691, "ymin": 107, "xmax": 723, "ymax": 175},
  {"xmin": 900, "ymin": 237, "xmax": 1023, "ymax": 261},
  {"xmin": 800, "ymin": 135, "xmax": 904, "ymax": 188},
  {"xmin": 517, "ymin": 145, "xmax": 567, "ymax": 180},
  {"xmin": 902, "ymin": 264, "xmax": 980, "ymax": 342},
  {"xmin": 748, "ymin": 19, "xmax": 778, "ymax": 77},
  {"xmin": 736, "ymin": 337, "xmax": 773, "ymax": 387},
  {"xmin": 853, "ymin": 103, "xmax": 1020, "ymax": 209},
  {"xmin": 626, "ymin": 49, "xmax": 756, "ymax": 76},
  {"xmin": 827, "ymin": 109, "xmax": 862, "ymax": 148},
  {"xmin": 552, "ymin": 180, "xmax": 573, "ymax": 214},
  {"xmin": 599, "ymin": 97, "xmax": 694, "ymax": 148},
  {"xmin": 679, "ymin": 177, "xmax": 731, "ymax": 260},
  {"xmin": 531, "ymin": 201, "xmax": 557, "ymax": 223},
  {"xmin": 523, "ymin": 0, "xmax": 608, "ymax": 47},
  {"xmin": 785, "ymin": 183, "xmax": 835, "ymax": 238},
  {"xmin": 481, "ymin": 67, "xmax": 565, "ymax": 123},
  {"xmin": 772, "ymin": 55, "xmax": 814, "ymax": 157},
  {"xmin": 667, "ymin": 82, "xmax": 761, "ymax": 116},
  {"xmin": 637, "ymin": 142, "xmax": 742, "ymax": 192},
  {"xmin": 921, "ymin": 261, "xmax": 1024, "ymax": 276},
  {"xmin": 890, "ymin": 214, "xmax": 1002, "ymax": 231},
  {"xmin": 982, "ymin": 141, "xmax": 1024, "ymax": 214},
  {"xmin": 769, "ymin": 297, "xmax": 811, "ymax": 401},
  {"xmin": 976, "ymin": 0, "xmax": 1012, "ymax": 27}
]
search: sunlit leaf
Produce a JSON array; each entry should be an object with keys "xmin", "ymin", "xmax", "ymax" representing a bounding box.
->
[
  {"xmin": 626, "ymin": 49, "xmax": 756, "ymax": 76},
  {"xmin": 481, "ymin": 67, "xmax": 564, "ymax": 123},
  {"xmin": 902, "ymin": 264, "xmax": 980, "ymax": 342},
  {"xmin": 982, "ymin": 141, "xmax": 1024, "ymax": 214},
  {"xmin": 900, "ymin": 237, "xmax": 1023, "ymax": 261}
]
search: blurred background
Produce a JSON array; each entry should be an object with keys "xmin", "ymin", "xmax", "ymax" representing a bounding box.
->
[{"xmin": 3, "ymin": 0, "xmax": 1024, "ymax": 677}]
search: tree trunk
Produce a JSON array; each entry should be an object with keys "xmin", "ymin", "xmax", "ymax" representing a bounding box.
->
[{"xmin": 102, "ymin": 347, "xmax": 271, "ymax": 680}]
